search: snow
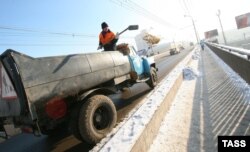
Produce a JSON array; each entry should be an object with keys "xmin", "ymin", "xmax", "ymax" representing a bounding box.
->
[
  {"xmin": 183, "ymin": 51, "xmax": 200, "ymax": 80},
  {"xmin": 149, "ymin": 49, "xmax": 200, "ymax": 152},
  {"xmin": 149, "ymin": 46, "xmax": 250, "ymax": 151}
]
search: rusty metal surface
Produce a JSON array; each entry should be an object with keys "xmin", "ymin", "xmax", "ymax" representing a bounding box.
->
[
  {"xmin": 0, "ymin": 50, "xmax": 130, "ymax": 118},
  {"xmin": 0, "ymin": 100, "xmax": 20, "ymax": 117},
  {"xmin": 10, "ymin": 51, "xmax": 130, "ymax": 104}
]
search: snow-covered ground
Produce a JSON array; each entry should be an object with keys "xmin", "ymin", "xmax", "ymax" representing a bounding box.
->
[
  {"xmin": 149, "ymin": 46, "xmax": 250, "ymax": 151},
  {"xmin": 149, "ymin": 49, "xmax": 200, "ymax": 152}
]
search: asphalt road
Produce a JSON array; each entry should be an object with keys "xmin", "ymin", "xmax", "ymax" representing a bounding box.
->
[{"xmin": 0, "ymin": 47, "xmax": 192, "ymax": 152}]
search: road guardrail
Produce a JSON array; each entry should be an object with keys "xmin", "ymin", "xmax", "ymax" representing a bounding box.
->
[
  {"xmin": 208, "ymin": 42, "xmax": 250, "ymax": 60},
  {"xmin": 206, "ymin": 43, "xmax": 250, "ymax": 85}
]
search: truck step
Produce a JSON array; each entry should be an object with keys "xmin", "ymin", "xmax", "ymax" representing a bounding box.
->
[{"xmin": 136, "ymin": 78, "xmax": 149, "ymax": 83}]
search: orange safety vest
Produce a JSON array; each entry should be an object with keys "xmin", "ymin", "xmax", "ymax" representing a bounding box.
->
[{"xmin": 99, "ymin": 31, "xmax": 115, "ymax": 45}]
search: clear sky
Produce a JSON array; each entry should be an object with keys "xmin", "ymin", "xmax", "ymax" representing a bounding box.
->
[{"xmin": 0, "ymin": 0, "xmax": 249, "ymax": 57}]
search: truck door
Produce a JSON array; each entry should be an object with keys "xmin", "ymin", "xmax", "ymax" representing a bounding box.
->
[{"xmin": 128, "ymin": 46, "xmax": 144, "ymax": 75}]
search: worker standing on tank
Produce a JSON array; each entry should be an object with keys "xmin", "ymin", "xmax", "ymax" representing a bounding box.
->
[{"xmin": 97, "ymin": 22, "xmax": 119, "ymax": 51}]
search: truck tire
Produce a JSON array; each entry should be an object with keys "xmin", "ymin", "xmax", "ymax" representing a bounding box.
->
[
  {"xmin": 78, "ymin": 95, "xmax": 117, "ymax": 144},
  {"xmin": 146, "ymin": 67, "xmax": 158, "ymax": 89}
]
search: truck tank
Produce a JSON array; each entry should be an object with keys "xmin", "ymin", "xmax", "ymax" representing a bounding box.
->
[{"xmin": 0, "ymin": 49, "xmax": 131, "ymax": 117}]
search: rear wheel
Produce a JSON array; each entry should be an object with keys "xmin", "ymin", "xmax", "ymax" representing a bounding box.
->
[
  {"xmin": 76, "ymin": 95, "xmax": 117, "ymax": 144},
  {"xmin": 146, "ymin": 67, "xmax": 158, "ymax": 89}
]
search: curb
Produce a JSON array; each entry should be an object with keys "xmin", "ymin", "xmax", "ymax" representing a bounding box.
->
[{"xmin": 131, "ymin": 71, "xmax": 183, "ymax": 152}]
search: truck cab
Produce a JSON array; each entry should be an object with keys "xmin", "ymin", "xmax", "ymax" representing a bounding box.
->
[
  {"xmin": 116, "ymin": 43, "xmax": 157, "ymax": 87},
  {"xmin": 169, "ymin": 42, "xmax": 180, "ymax": 55}
]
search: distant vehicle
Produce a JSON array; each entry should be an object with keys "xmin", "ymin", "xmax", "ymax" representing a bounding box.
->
[{"xmin": 169, "ymin": 43, "xmax": 181, "ymax": 55}]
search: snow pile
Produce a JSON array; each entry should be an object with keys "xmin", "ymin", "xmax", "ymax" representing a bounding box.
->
[
  {"xmin": 91, "ymin": 47, "xmax": 197, "ymax": 152},
  {"xmin": 192, "ymin": 49, "xmax": 200, "ymax": 60},
  {"xmin": 183, "ymin": 50, "xmax": 200, "ymax": 80},
  {"xmin": 183, "ymin": 67, "xmax": 199, "ymax": 80}
]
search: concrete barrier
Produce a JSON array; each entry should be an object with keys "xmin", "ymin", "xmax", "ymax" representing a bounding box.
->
[
  {"xmin": 130, "ymin": 72, "xmax": 183, "ymax": 152},
  {"xmin": 91, "ymin": 47, "xmax": 197, "ymax": 152},
  {"xmin": 207, "ymin": 44, "xmax": 250, "ymax": 84}
]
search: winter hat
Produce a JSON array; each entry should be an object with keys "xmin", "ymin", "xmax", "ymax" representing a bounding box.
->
[{"xmin": 101, "ymin": 22, "xmax": 108, "ymax": 29}]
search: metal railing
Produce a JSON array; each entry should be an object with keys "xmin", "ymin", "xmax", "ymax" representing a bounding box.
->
[
  {"xmin": 206, "ymin": 42, "xmax": 250, "ymax": 84},
  {"xmin": 208, "ymin": 42, "xmax": 250, "ymax": 60}
]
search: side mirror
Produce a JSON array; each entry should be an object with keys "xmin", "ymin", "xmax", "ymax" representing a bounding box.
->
[{"xmin": 128, "ymin": 25, "xmax": 139, "ymax": 30}]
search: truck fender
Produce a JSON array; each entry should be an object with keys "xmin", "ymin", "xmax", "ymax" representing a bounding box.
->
[
  {"xmin": 142, "ymin": 56, "xmax": 156, "ymax": 74},
  {"xmin": 78, "ymin": 88, "xmax": 116, "ymax": 102}
]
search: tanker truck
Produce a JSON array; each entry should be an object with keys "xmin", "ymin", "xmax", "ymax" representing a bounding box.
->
[{"xmin": 0, "ymin": 25, "xmax": 158, "ymax": 144}]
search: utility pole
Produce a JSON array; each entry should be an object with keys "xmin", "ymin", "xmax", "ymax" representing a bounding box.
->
[
  {"xmin": 184, "ymin": 15, "xmax": 200, "ymax": 44},
  {"xmin": 216, "ymin": 10, "xmax": 227, "ymax": 45},
  {"xmin": 191, "ymin": 17, "xmax": 200, "ymax": 44}
]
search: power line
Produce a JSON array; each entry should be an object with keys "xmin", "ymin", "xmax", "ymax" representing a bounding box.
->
[
  {"xmin": 178, "ymin": 24, "xmax": 194, "ymax": 30},
  {"xmin": 186, "ymin": 0, "xmax": 194, "ymax": 9},
  {"xmin": 126, "ymin": 0, "xmax": 174, "ymax": 27},
  {"xmin": 109, "ymin": 0, "xmax": 177, "ymax": 28},
  {"xmin": 109, "ymin": 0, "xmax": 154, "ymax": 19},
  {"xmin": 182, "ymin": 0, "xmax": 191, "ymax": 15},
  {"xmin": 0, "ymin": 26, "xmax": 135, "ymax": 39},
  {"xmin": 0, "ymin": 25, "xmax": 136, "ymax": 47},
  {"xmin": 0, "ymin": 43, "xmax": 97, "ymax": 46},
  {"xmin": 179, "ymin": 0, "xmax": 189, "ymax": 16},
  {"xmin": 0, "ymin": 25, "xmax": 97, "ymax": 38}
]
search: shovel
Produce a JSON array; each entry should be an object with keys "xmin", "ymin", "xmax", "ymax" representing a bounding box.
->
[{"xmin": 118, "ymin": 25, "xmax": 139, "ymax": 36}]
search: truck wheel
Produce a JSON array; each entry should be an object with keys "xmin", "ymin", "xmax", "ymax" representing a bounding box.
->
[
  {"xmin": 78, "ymin": 95, "xmax": 117, "ymax": 144},
  {"xmin": 146, "ymin": 67, "xmax": 158, "ymax": 89}
]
